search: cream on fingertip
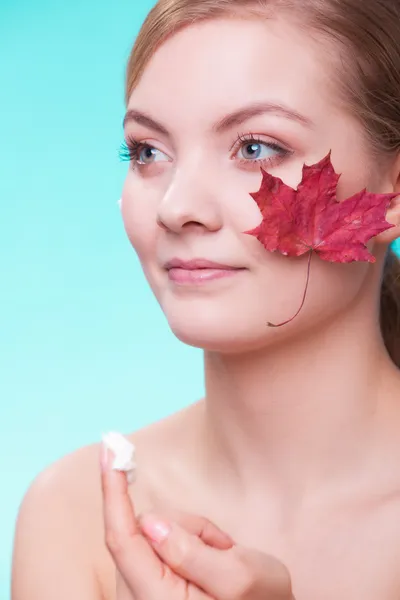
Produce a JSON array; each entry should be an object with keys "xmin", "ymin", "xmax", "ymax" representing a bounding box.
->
[{"xmin": 102, "ymin": 431, "xmax": 136, "ymax": 484}]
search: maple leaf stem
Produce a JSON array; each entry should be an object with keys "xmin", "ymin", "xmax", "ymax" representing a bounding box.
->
[{"xmin": 267, "ymin": 250, "xmax": 313, "ymax": 328}]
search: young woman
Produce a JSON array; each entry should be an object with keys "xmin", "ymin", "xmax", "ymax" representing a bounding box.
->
[{"xmin": 12, "ymin": 1, "xmax": 400, "ymax": 599}]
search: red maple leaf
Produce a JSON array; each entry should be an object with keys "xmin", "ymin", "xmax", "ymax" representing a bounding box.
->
[{"xmin": 245, "ymin": 152, "xmax": 396, "ymax": 327}]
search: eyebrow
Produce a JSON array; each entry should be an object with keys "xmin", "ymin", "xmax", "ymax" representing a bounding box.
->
[{"xmin": 122, "ymin": 101, "xmax": 314, "ymax": 135}]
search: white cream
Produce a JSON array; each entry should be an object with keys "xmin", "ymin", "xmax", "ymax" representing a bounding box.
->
[{"xmin": 102, "ymin": 431, "xmax": 136, "ymax": 484}]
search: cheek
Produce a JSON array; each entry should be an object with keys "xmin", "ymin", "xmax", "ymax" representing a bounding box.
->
[
  {"xmin": 217, "ymin": 171, "xmax": 267, "ymax": 232},
  {"xmin": 229, "ymin": 253, "xmax": 370, "ymax": 340},
  {"xmin": 120, "ymin": 183, "xmax": 159, "ymax": 282},
  {"xmin": 304, "ymin": 258, "xmax": 370, "ymax": 318},
  {"xmin": 162, "ymin": 251, "xmax": 371, "ymax": 355},
  {"xmin": 265, "ymin": 253, "xmax": 369, "ymax": 316}
]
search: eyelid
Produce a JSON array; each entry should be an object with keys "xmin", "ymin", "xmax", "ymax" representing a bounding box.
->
[
  {"xmin": 230, "ymin": 133, "xmax": 293, "ymax": 172},
  {"xmin": 127, "ymin": 130, "xmax": 175, "ymax": 157},
  {"xmin": 120, "ymin": 133, "xmax": 292, "ymax": 171},
  {"xmin": 121, "ymin": 136, "xmax": 173, "ymax": 165},
  {"xmin": 229, "ymin": 131, "xmax": 291, "ymax": 155},
  {"xmin": 142, "ymin": 145, "xmax": 170, "ymax": 161}
]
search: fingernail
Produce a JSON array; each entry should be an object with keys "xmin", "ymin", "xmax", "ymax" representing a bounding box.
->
[{"xmin": 140, "ymin": 514, "xmax": 170, "ymax": 543}]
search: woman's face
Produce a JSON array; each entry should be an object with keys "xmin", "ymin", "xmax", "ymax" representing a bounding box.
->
[{"xmin": 121, "ymin": 17, "xmax": 391, "ymax": 352}]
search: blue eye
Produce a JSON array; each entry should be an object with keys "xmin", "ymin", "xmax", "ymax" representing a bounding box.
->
[
  {"xmin": 119, "ymin": 138, "xmax": 169, "ymax": 166},
  {"xmin": 232, "ymin": 134, "xmax": 291, "ymax": 169},
  {"xmin": 238, "ymin": 141, "xmax": 276, "ymax": 160},
  {"xmin": 236, "ymin": 137, "xmax": 286, "ymax": 161},
  {"xmin": 137, "ymin": 145, "xmax": 168, "ymax": 164}
]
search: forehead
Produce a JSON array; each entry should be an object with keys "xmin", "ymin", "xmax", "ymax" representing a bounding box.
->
[{"xmin": 128, "ymin": 17, "xmax": 336, "ymax": 129}]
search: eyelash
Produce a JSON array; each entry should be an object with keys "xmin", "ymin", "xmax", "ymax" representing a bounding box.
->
[
  {"xmin": 119, "ymin": 136, "xmax": 147, "ymax": 164},
  {"xmin": 118, "ymin": 132, "xmax": 291, "ymax": 170},
  {"xmin": 232, "ymin": 132, "xmax": 290, "ymax": 167}
]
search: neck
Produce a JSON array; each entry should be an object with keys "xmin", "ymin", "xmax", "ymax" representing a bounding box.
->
[{"xmin": 201, "ymin": 306, "xmax": 399, "ymax": 509}]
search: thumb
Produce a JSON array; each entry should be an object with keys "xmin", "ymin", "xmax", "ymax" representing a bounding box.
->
[
  {"xmin": 139, "ymin": 513, "xmax": 293, "ymax": 600},
  {"xmin": 138, "ymin": 509, "xmax": 234, "ymax": 550},
  {"xmin": 139, "ymin": 513, "xmax": 230, "ymax": 594}
]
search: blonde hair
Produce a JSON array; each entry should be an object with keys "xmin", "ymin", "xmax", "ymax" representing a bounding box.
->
[{"xmin": 124, "ymin": 0, "xmax": 400, "ymax": 365}]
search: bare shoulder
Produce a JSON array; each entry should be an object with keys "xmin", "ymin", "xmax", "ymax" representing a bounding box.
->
[
  {"xmin": 12, "ymin": 401, "xmax": 202, "ymax": 600},
  {"xmin": 11, "ymin": 440, "xmax": 104, "ymax": 600}
]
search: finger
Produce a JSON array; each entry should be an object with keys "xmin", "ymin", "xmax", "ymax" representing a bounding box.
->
[
  {"xmin": 139, "ymin": 513, "xmax": 237, "ymax": 598},
  {"xmin": 140, "ymin": 514, "xmax": 292, "ymax": 600},
  {"xmin": 138, "ymin": 509, "xmax": 234, "ymax": 550},
  {"xmin": 100, "ymin": 445, "xmax": 166, "ymax": 599}
]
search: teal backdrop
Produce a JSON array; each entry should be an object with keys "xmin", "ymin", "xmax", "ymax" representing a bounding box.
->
[
  {"xmin": 1, "ymin": 3, "xmax": 400, "ymax": 599},
  {"xmin": 0, "ymin": 2, "xmax": 204, "ymax": 598}
]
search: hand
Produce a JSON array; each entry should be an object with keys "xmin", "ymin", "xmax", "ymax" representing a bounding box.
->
[
  {"xmin": 101, "ymin": 445, "xmax": 294, "ymax": 600},
  {"xmin": 138, "ymin": 513, "xmax": 294, "ymax": 600},
  {"xmin": 101, "ymin": 445, "xmax": 232, "ymax": 600}
]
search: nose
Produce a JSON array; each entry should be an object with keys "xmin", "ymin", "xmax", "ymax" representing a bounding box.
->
[{"xmin": 157, "ymin": 167, "xmax": 223, "ymax": 234}]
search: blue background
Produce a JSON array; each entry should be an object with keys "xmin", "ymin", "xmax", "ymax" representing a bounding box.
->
[
  {"xmin": 1, "ymin": 3, "xmax": 400, "ymax": 599},
  {"xmin": 0, "ymin": 1, "xmax": 204, "ymax": 598}
]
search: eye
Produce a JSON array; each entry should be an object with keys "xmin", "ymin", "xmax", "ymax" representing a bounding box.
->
[
  {"xmin": 231, "ymin": 133, "xmax": 291, "ymax": 171},
  {"xmin": 136, "ymin": 144, "xmax": 169, "ymax": 165},
  {"xmin": 237, "ymin": 141, "xmax": 278, "ymax": 161},
  {"xmin": 119, "ymin": 138, "xmax": 170, "ymax": 168}
]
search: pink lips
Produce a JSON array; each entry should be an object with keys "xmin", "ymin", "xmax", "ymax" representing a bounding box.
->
[{"xmin": 165, "ymin": 258, "xmax": 245, "ymax": 285}]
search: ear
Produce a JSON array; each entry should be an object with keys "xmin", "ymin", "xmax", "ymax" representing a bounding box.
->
[
  {"xmin": 377, "ymin": 195, "xmax": 400, "ymax": 244},
  {"xmin": 375, "ymin": 154, "xmax": 400, "ymax": 245}
]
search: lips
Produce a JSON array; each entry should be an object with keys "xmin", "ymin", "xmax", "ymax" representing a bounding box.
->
[
  {"xmin": 164, "ymin": 258, "xmax": 245, "ymax": 285},
  {"xmin": 164, "ymin": 258, "xmax": 239, "ymax": 271}
]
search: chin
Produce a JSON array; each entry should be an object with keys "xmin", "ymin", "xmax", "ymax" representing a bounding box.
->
[
  {"xmin": 170, "ymin": 322, "xmax": 252, "ymax": 353},
  {"xmin": 163, "ymin": 304, "xmax": 276, "ymax": 353},
  {"xmin": 160, "ymin": 289, "xmax": 340, "ymax": 354}
]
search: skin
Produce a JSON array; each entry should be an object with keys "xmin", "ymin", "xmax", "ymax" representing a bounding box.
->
[{"xmin": 11, "ymin": 14, "xmax": 400, "ymax": 600}]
